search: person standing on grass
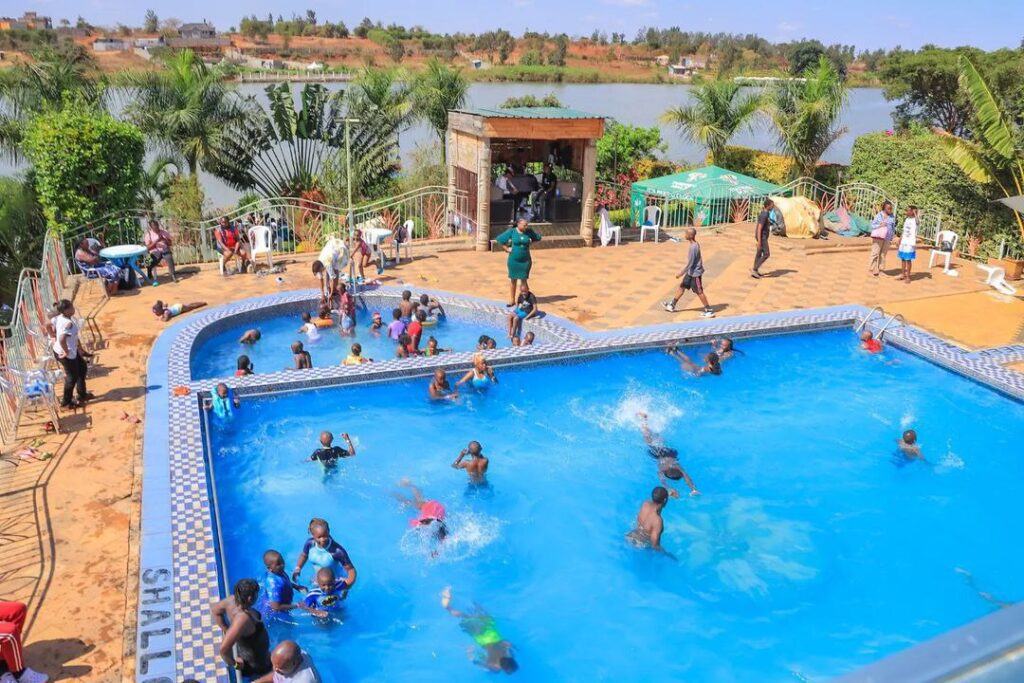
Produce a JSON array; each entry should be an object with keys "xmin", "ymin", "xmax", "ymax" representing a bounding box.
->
[
  {"xmin": 868, "ymin": 200, "xmax": 896, "ymax": 276},
  {"xmin": 495, "ymin": 218, "xmax": 542, "ymax": 307},
  {"xmin": 662, "ymin": 228, "xmax": 715, "ymax": 317},
  {"xmin": 751, "ymin": 198, "xmax": 773, "ymax": 278},
  {"xmin": 896, "ymin": 206, "xmax": 918, "ymax": 284}
]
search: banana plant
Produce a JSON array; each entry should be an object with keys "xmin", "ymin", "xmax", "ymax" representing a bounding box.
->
[{"xmin": 936, "ymin": 56, "xmax": 1024, "ymax": 242}]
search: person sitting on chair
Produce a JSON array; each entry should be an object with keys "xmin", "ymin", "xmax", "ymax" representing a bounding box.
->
[{"xmin": 74, "ymin": 238, "xmax": 121, "ymax": 295}]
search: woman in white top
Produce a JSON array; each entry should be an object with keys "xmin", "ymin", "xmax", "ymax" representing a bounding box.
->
[
  {"xmin": 896, "ymin": 206, "xmax": 919, "ymax": 284},
  {"xmin": 51, "ymin": 299, "xmax": 92, "ymax": 407}
]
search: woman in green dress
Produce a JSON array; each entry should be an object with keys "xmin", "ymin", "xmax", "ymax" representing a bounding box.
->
[{"xmin": 494, "ymin": 218, "xmax": 542, "ymax": 306}]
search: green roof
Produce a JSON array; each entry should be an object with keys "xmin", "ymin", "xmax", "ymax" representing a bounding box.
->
[
  {"xmin": 455, "ymin": 107, "xmax": 605, "ymax": 120},
  {"xmin": 631, "ymin": 165, "xmax": 784, "ymax": 200}
]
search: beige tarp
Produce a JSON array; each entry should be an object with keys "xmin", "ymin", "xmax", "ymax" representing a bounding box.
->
[{"xmin": 770, "ymin": 195, "xmax": 821, "ymax": 239}]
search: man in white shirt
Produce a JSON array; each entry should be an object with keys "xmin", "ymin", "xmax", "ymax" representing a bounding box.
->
[
  {"xmin": 255, "ymin": 641, "xmax": 321, "ymax": 683},
  {"xmin": 495, "ymin": 168, "xmax": 517, "ymax": 199}
]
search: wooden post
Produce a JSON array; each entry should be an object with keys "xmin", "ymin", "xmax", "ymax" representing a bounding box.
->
[
  {"xmin": 475, "ymin": 137, "xmax": 492, "ymax": 251},
  {"xmin": 580, "ymin": 138, "xmax": 597, "ymax": 247},
  {"xmin": 446, "ymin": 129, "xmax": 457, "ymax": 233}
]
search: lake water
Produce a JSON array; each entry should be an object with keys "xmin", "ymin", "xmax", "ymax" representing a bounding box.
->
[{"xmin": 1, "ymin": 83, "xmax": 895, "ymax": 210}]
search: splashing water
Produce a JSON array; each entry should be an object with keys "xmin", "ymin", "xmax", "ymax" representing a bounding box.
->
[
  {"xmin": 569, "ymin": 381, "xmax": 689, "ymax": 434},
  {"xmin": 398, "ymin": 510, "xmax": 503, "ymax": 563},
  {"xmin": 900, "ymin": 412, "xmax": 915, "ymax": 429}
]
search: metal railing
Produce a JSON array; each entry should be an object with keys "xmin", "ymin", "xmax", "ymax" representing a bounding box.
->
[
  {"xmin": 0, "ymin": 234, "xmax": 70, "ymax": 444},
  {"xmin": 58, "ymin": 186, "xmax": 471, "ymax": 272}
]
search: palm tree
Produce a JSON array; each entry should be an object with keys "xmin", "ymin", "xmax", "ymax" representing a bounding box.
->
[
  {"xmin": 121, "ymin": 50, "xmax": 255, "ymax": 176},
  {"xmin": 0, "ymin": 47, "xmax": 102, "ymax": 160},
  {"xmin": 348, "ymin": 66, "xmax": 414, "ymax": 133},
  {"xmin": 412, "ymin": 59, "xmax": 468, "ymax": 159},
  {"xmin": 660, "ymin": 81, "xmax": 762, "ymax": 165},
  {"xmin": 937, "ymin": 56, "xmax": 1024, "ymax": 242},
  {"xmin": 764, "ymin": 56, "xmax": 848, "ymax": 179},
  {"xmin": 136, "ymin": 155, "xmax": 180, "ymax": 212}
]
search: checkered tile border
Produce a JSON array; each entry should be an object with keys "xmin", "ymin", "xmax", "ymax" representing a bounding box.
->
[{"xmin": 145, "ymin": 288, "xmax": 1024, "ymax": 682}]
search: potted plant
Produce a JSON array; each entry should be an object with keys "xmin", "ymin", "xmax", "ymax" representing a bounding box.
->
[
  {"xmin": 966, "ymin": 232, "xmax": 982, "ymax": 258},
  {"xmin": 985, "ymin": 233, "xmax": 1024, "ymax": 280}
]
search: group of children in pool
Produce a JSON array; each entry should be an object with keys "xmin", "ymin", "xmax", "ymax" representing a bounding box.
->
[
  {"xmin": 210, "ymin": 432, "xmax": 515, "ymax": 677},
  {"xmin": 229, "ymin": 291, "xmax": 537, "ymax": 376}
]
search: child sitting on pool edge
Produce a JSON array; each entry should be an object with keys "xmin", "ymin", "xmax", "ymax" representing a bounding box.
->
[
  {"xmin": 152, "ymin": 300, "xmax": 206, "ymax": 321},
  {"xmin": 343, "ymin": 343, "xmax": 372, "ymax": 365},
  {"xmin": 292, "ymin": 341, "xmax": 312, "ymax": 369}
]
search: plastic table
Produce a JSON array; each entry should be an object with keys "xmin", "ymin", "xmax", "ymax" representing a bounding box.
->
[{"xmin": 99, "ymin": 244, "xmax": 148, "ymax": 281}]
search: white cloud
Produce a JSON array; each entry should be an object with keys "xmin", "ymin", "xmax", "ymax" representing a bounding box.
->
[
  {"xmin": 602, "ymin": 0, "xmax": 648, "ymax": 6},
  {"xmin": 777, "ymin": 21, "xmax": 801, "ymax": 34}
]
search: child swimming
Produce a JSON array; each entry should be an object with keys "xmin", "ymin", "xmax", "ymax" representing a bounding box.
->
[
  {"xmin": 298, "ymin": 312, "xmax": 321, "ymax": 342},
  {"xmin": 256, "ymin": 549, "xmax": 310, "ymax": 620},
  {"xmin": 368, "ymin": 311, "xmax": 384, "ymax": 333},
  {"xmin": 711, "ymin": 338, "xmax": 739, "ymax": 362},
  {"xmin": 338, "ymin": 283, "xmax": 356, "ymax": 336},
  {"xmin": 343, "ymin": 343, "xmax": 372, "ymax": 365},
  {"xmin": 422, "ymin": 336, "xmax": 451, "ymax": 357},
  {"xmin": 429, "ymin": 369, "xmax": 458, "ymax": 401},
  {"xmin": 239, "ymin": 329, "xmax": 261, "ymax": 344},
  {"xmin": 638, "ymin": 412, "xmax": 699, "ymax": 497},
  {"xmin": 291, "ymin": 341, "xmax": 312, "ymax": 369},
  {"xmin": 522, "ymin": 331, "xmax": 535, "ymax": 346},
  {"xmin": 395, "ymin": 333, "xmax": 417, "ymax": 358},
  {"xmin": 309, "ymin": 430, "xmax": 356, "ymax": 468},
  {"xmin": 152, "ymin": 300, "xmax": 206, "ymax": 321},
  {"xmin": 440, "ymin": 587, "xmax": 518, "ymax": 674},
  {"xmin": 314, "ymin": 305, "xmax": 335, "ymax": 328},
  {"xmin": 861, "ymin": 330, "xmax": 883, "ymax": 353},
  {"xmin": 235, "ymin": 354, "xmax": 254, "ymax": 377},
  {"xmin": 452, "ymin": 440, "xmax": 489, "ymax": 483},
  {"xmin": 896, "ymin": 429, "xmax": 925, "ymax": 462},
  {"xmin": 666, "ymin": 347, "xmax": 721, "ymax": 376},
  {"xmin": 418, "ymin": 293, "xmax": 445, "ymax": 319}
]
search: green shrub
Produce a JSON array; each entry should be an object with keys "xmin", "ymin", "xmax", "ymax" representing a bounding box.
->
[
  {"xmin": 849, "ymin": 130, "xmax": 1013, "ymax": 240},
  {"xmin": 607, "ymin": 208, "xmax": 631, "ymax": 227},
  {"xmin": 23, "ymin": 105, "xmax": 144, "ymax": 232},
  {"xmin": 712, "ymin": 146, "xmax": 794, "ymax": 185}
]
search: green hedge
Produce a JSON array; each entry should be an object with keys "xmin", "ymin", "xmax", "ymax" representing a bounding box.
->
[
  {"xmin": 849, "ymin": 130, "xmax": 1014, "ymax": 248},
  {"xmin": 712, "ymin": 145, "xmax": 847, "ymax": 187}
]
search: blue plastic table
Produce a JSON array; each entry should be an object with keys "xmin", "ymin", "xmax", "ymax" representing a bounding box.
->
[{"xmin": 99, "ymin": 244, "xmax": 148, "ymax": 282}]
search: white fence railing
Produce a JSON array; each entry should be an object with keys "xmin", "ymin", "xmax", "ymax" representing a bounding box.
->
[{"xmin": 60, "ymin": 186, "xmax": 471, "ymax": 273}]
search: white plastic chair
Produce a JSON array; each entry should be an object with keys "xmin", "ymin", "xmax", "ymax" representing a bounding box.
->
[
  {"xmin": 977, "ymin": 264, "xmax": 1018, "ymax": 296},
  {"xmin": 394, "ymin": 220, "xmax": 414, "ymax": 262},
  {"xmin": 248, "ymin": 225, "xmax": 274, "ymax": 270},
  {"xmin": 640, "ymin": 206, "xmax": 661, "ymax": 243},
  {"xmin": 598, "ymin": 208, "xmax": 621, "ymax": 247},
  {"xmin": 928, "ymin": 230, "xmax": 958, "ymax": 273}
]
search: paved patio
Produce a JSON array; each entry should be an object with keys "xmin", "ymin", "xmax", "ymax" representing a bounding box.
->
[{"xmin": 0, "ymin": 231, "xmax": 1020, "ymax": 681}]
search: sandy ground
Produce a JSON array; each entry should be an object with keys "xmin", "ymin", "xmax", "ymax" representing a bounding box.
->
[{"xmin": 0, "ymin": 232, "xmax": 1020, "ymax": 682}]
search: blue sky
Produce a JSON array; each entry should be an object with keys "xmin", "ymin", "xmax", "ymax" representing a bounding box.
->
[{"xmin": 17, "ymin": 0, "xmax": 1024, "ymax": 51}]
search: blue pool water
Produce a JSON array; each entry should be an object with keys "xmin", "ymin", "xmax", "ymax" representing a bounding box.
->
[
  {"xmin": 205, "ymin": 329, "xmax": 1024, "ymax": 682},
  {"xmin": 190, "ymin": 304, "xmax": 506, "ymax": 380}
]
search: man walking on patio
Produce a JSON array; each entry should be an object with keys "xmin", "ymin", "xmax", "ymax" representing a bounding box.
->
[{"xmin": 751, "ymin": 199, "xmax": 773, "ymax": 278}]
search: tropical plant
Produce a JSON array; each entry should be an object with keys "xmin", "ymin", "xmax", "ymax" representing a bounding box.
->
[
  {"xmin": 348, "ymin": 66, "xmax": 413, "ymax": 133},
  {"xmin": 0, "ymin": 46, "xmax": 103, "ymax": 160},
  {"xmin": 209, "ymin": 81, "xmax": 402, "ymax": 201},
  {"xmin": 660, "ymin": 81, "xmax": 762, "ymax": 164},
  {"xmin": 412, "ymin": 58, "xmax": 468, "ymax": 158},
  {"xmin": 136, "ymin": 155, "xmax": 179, "ymax": 212},
  {"xmin": 764, "ymin": 56, "xmax": 848, "ymax": 179},
  {"xmin": 121, "ymin": 49, "xmax": 255, "ymax": 176},
  {"xmin": 937, "ymin": 56, "xmax": 1024, "ymax": 243},
  {"xmin": 0, "ymin": 175, "xmax": 46, "ymax": 303},
  {"xmin": 22, "ymin": 104, "xmax": 144, "ymax": 231}
]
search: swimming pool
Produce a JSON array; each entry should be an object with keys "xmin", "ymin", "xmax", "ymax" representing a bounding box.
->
[
  {"xmin": 203, "ymin": 328, "xmax": 1024, "ymax": 682},
  {"xmin": 190, "ymin": 301, "xmax": 508, "ymax": 380}
]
